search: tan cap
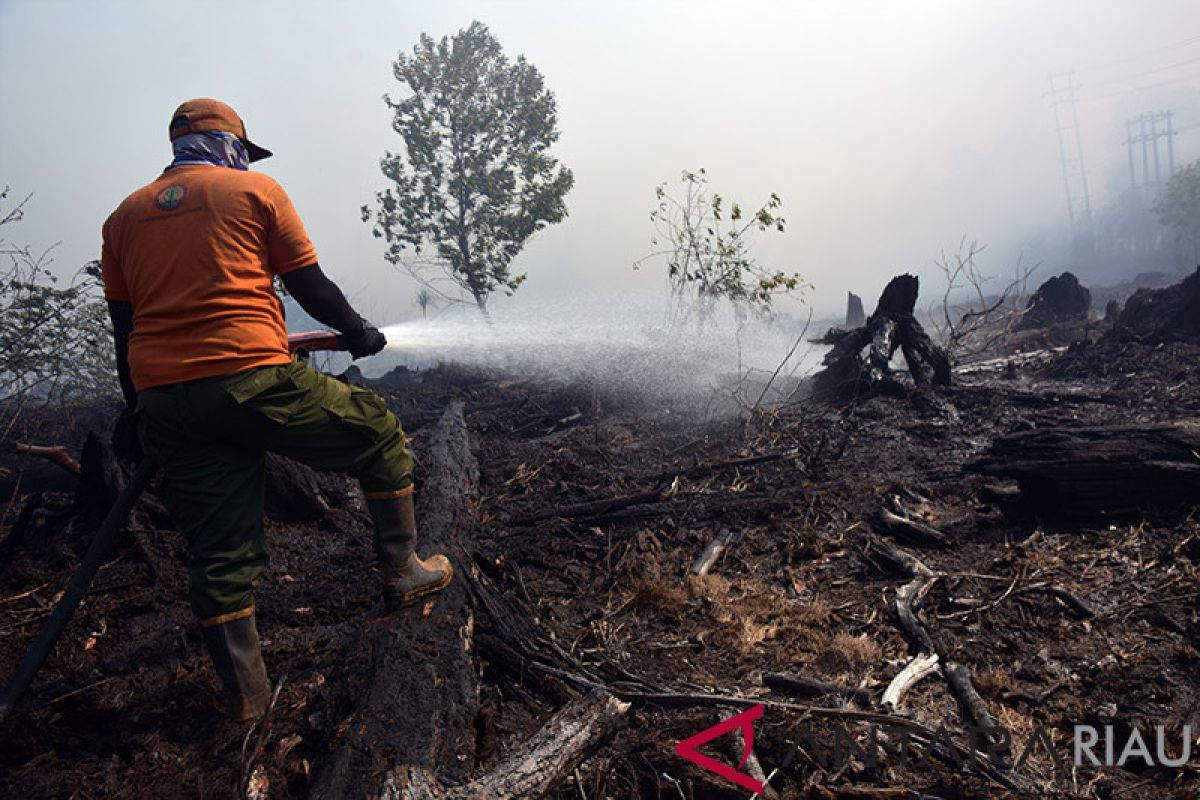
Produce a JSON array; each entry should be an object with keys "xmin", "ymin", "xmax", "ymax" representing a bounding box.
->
[{"xmin": 168, "ymin": 98, "xmax": 272, "ymax": 162}]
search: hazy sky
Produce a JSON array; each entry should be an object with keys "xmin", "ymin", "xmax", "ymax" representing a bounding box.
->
[{"xmin": 2, "ymin": 0, "xmax": 1198, "ymax": 323}]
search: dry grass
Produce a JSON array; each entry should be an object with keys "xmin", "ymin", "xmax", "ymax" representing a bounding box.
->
[
  {"xmin": 629, "ymin": 577, "xmax": 688, "ymax": 611},
  {"xmin": 682, "ymin": 574, "xmax": 796, "ymax": 654},
  {"xmin": 727, "ymin": 617, "xmax": 780, "ymax": 651},
  {"xmin": 973, "ymin": 665, "xmax": 1011, "ymax": 698},
  {"xmin": 814, "ymin": 632, "xmax": 882, "ymax": 673},
  {"xmin": 793, "ymin": 596, "xmax": 832, "ymax": 627}
]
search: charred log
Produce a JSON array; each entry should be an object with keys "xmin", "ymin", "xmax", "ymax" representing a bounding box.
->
[
  {"xmin": 386, "ymin": 689, "xmax": 629, "ymax": 800},
  {"xmin": 970, "ymin": 419, "xmax": 1200, "ymax": 519},
  {"xmin": 312, "ymin": 404, "xmax": 479, "ymax": 799}
]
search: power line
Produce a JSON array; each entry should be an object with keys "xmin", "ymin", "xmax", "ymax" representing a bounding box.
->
[
  {"xmin": 1081, "ymin": 70, "xmax": 1200, "ymax": 102},
  {"xmin": 1085, "ymin": 55, "xmax": 1200, "ymax": 89},
  {"xmin": 1078, "ymin": 33, "xmax": 1200, "ymax": 73}
]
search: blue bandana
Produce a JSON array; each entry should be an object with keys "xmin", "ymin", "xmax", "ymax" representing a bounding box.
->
[{"xmin": 167, "ymin": 131, "xmax": 250, "ymax": 171}]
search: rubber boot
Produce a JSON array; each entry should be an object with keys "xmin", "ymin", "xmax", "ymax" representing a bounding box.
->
[
  {"xmin": 367, "ymin": 492, "xmax": 453, "ymax": 608},
  {"xmin": 199, "ymin": 611, "xmax": 272, "ymax": 722}
]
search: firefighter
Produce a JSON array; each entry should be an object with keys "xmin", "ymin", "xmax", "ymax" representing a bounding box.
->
[{"xmin": 101, "ymin": 98, "xmax": 452, "ymax": 721}]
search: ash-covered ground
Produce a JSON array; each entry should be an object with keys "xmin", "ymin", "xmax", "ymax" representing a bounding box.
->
[{"xmin": 1, "ymin": 275, "xmax": 1199, "ymax": 799}]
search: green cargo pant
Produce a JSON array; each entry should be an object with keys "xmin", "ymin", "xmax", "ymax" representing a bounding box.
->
[{"xmin": 137, "ymin": 357, "xmax": 413, "ymax": 624}]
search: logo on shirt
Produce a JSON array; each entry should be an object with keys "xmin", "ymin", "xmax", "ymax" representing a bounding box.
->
[{"xmin": 155, "ymin": 184, "xmax": 187, "ymax": 211}]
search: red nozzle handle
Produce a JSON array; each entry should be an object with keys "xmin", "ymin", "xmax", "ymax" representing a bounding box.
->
[{"xmin": 287, "ymin": 330, "xmax": 346, "ymax": 353}]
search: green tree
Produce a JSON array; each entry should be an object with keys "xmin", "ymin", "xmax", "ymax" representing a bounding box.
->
[
  {"xmin": 363, "ymin": 21, "xmax": 574, "ymax": 316},
  {"xmin": 1154, "ymin": 159, "xmax": 1200, "ymax": 267},
  {"xmin": 636, "ymin": 169, "xmax": 803, "ymax": 325}
]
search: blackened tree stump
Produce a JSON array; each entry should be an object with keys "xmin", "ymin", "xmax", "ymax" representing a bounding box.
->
[
  {"xmin": 1019, "ymin": 271, "xmax": 1091, "ymax": 329},
  {"xmin": 813, "ymin": 274, "xmax": 950, "ymax": 401},
  {"xmin": 1115, "ymin": 266, "xmax": 1200, "ymax": 342},
  {"xmin": 845, "ymin": 291, "xmax": 866, "ymax": 327}
]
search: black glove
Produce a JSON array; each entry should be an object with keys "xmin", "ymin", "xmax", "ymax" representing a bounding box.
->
[
  {"xmin": 112, "ymin": 408, "xmax": 144, "ymax": 464},
  {"xmin": 344, "ymin": 321, "xmax": 387, "ymax": 360}
]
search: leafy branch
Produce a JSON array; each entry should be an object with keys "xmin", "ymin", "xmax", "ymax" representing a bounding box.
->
[{"xmin": 636, "ymin": 169, "xmax": 804, "ymax": 327}]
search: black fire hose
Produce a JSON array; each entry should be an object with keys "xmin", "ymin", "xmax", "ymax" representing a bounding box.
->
[
  {"xmin": 0, "ymin": 329, "xmax": 351, "ymax": 723},
  {"xmin": 0, "ymin": 459, "xmax": 156, "ymax": 722}
]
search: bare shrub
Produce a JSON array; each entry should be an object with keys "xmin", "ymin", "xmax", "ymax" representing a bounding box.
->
[
  {"xmin": 930, "ymin": 238, "xmax": 1037, "ymax": 362},
  {"xmin": 0, "ymin": 187, "xmax": 119, "ymax": 444}
]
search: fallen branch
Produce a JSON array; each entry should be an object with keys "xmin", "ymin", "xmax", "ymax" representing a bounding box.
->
[
  {"xmin": 865, "ymin": 536, "xmax": 934, "ymax": 579},
  {"xmin": 678, "ymin": 452, "xmax": 784, "ymax": 479},
  {"xmin": 763, "ymin": 671, "xmax": 873, "ymax": 707},
  {"xmin": 872, "ymin": 539, "xmax": 1005, "ymax": 755},
  {"xmin": 942, "ymin": 661, "xmax": 1006, "ymax": 755},
  {"xmin": 240, "ymin": 677, "xmax": 285, "ymax": 799},
  {"xmin": 521, "ymin": 454, "xmax": 783, "ymax": 527},
  {"xmin": 688, "ymin": 528, "xmax": 736, "ymax": 576},
  {"xmin": 518, "ymin": 480, "xmax": 677, "ymax": 524},
  {"xmin": 13, "ymin": 443, "xmax": 81, "ymax": 476},
  {"xmin": 894, "ymin": 572, "xmax": 938, "ymax": 653},
  {"xmin": 553, "ymin": 409, "xmax": 584, "ymax": 429},
  {"xmin": 723, "ymin": 709, "xmax": 780, "ymax": 800},
  {"xmin": 1025, "ymin": 584, "xmax": 1096, "ymax": 619},
  {"xmin": 870, "ymin": 508, "xmax": 952, "ymax": 549},
  {"xmin": 864, "ymin": 536, "xmax": 939, "ymax": 651},
  {"xmin": 880, "ymin": 652, "xmax": 939, "ymax": 712}
]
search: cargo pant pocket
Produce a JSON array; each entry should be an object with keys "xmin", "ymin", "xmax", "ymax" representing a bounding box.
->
[
  {"xmin": 223, "ymin": 364, "xmax": 306, "ymax": 425},
  {"xmin": 320, "ymin": 381, "xmax": 413, "ymax": 490},
  {"xmin": 319, "ymin": 381, "xmax": 395, "ymax": 441}
]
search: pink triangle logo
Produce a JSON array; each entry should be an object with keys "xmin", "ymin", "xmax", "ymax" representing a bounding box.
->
[{"xmin": 674, "ymin": 704, "xmax": 765, "ymax": 794}]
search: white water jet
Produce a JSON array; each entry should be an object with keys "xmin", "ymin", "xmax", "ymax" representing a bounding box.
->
[{"xmin": 355, "ymin": 298, "xmax": 830, "ymax": 404}]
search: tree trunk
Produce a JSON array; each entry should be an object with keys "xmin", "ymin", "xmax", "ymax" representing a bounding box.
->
[
  {"xmin": 386, "ymin": 689, "xmax": 629, "ymax": 800},
  {"xmin": 311, "ymin": 403, "xmax": 480, "ymax": 798}
]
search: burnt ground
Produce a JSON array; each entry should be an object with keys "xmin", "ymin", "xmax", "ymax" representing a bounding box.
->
[{"xmin": 1, "ymin": 332, "xmax": 1198, "ymax": 799}]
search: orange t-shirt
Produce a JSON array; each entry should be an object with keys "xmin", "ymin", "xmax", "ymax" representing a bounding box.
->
[{"xmin": 101, "ymin": 165, "xmax": 317, "ymax": 391}]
